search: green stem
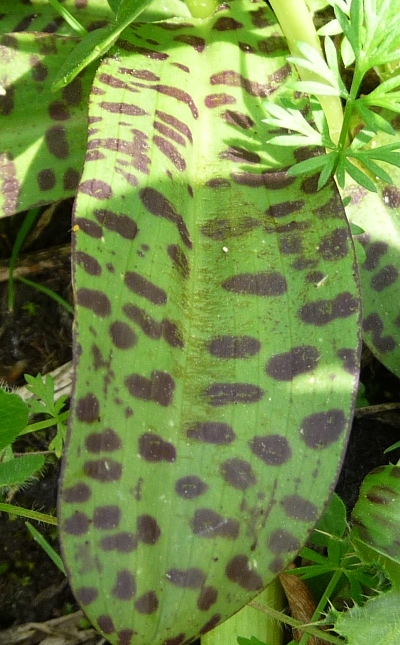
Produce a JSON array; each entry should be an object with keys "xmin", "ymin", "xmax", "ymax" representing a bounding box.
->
[
  {"xmin": 8, "ymin": 208, "xmax": 41, "ymax": 313},
  {"xmin": 46, "ymin": 0, "xmax": 88, "ymax": 35},
  {"xmin": 19, "ymin": 410, "xmax": 69, "ymax": 435},
  {"xmin": 202, "ymin": 581, "xmax": 285, "ymax": 645},
  {"xmin": 16, "ymin": 276, "xmax": 74, "ymax": 315},
  {"xmin": 268, "ymin": 0, "xmax": 343, "ymax": 144},
  {"xmin": 298, "ymin": 568, "xmax": 343, "ymax": 645},
  {"xmin": 0, "ymin": 502, "xmax": 57, "ymax": 525},
  {"xmin": 249, "ymin": 601, "xmax": 345, "ymax": 645},
  {"xmin": 183, "ymin": 0, "xmax": 219, "ymax": 19}
]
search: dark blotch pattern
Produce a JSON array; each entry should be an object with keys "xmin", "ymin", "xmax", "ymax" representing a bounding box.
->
[
  {"xmin": 220, "ymin": 458, "xmax": 257, "ymax": 490},
  {"xmin": 167, "ymin": 244, "xmax": 190, "ymax": 279},
  {"xmin": 63, "ymin": 482, "xmax": 91, "ymax": 503},
  {"xmin": 225, "ymin": 555, "xmax": 263, "ymax": 591},
  {"xmin": 124, "ymin": 271, "xmax": 167, "ymax": 305},
  {"xmin": 138, "ymin": 433, "xmax": 176, "ymax": 462},
  {"xmin": 64, "ymin": 512, "xmax": 90, "ymax": 535},
  {"xmin": 318, "ymin": 228, "xmax": 348, "ymax": 260},
  {"xmin": 268, "ymin": 529, "xmax": 301, "ymax": 554},
  {"xmin": 197, "ymin": 586, "xmax": 218, "ymax": 611},
  {"xmin": 93, "ymin": 505, "xmax": 121, "ymax": 529},
  {"xmin": 363, "ymin": 241, "xmax": 389, "ymax": 271},
  {"xmin": 266, "ymin": 346, "xmax": 319, "ymax": 381},
  {"xmin": 79, "ymin": 178, "xmax": 112, "ymax": 200},
  {"xmin": 85, "ymin": 427, "xmax": 121, "ymax": 453},
  {"xmin": 135, "ymin": 591, "xmax": 159, "ymax": 614},
  {"xmin": 249, "ymin": 434, "xmax": 292, "ymax": 465},
  {"xmin": 97, "ymin": 615, "xmax": 115, "ymax": 635},
  {"xmin": 109, "ymin": 321, "xmax": 137, "ymax": 349},
  {"xmin": 204, "ymin": 382, "xmax": 264, "ymax": 405},
  {"xmin": 139, "ymin": 187, "xmax": 192, "ymax": 248},
  {"xmin": 371, "ymin": 264, "xmax": 398, "ymax": 292},
  {"xmin": 112, "ymin": 570, "xmax": 136, "ymax": 600},
  {"xmin": 37, "ymin": 168, "xmax": 56, "ymax": 190},
  {"xmin": 94, "ymin": 209, "xmax": 138, "ymax": 240},
  {"xmin": 192, "ymin": 509, "xmax": 239, "ymax": 539},
  {"xmin": 75, "ymin": 217, "xmax": 102, "ymax": 238},
  {"xmin": 301, "ymin": 409, "xmax": 346, "ymax": 449},
  {"xmin": 76, "ymin": 587, "xmax": 98, "ymax": 605},
  {"xmin": 83, "ymin": 458, "xmax": 122, "ymax": 482},
  {"xmin": 298, "ymin": 292, "xmax": 358, "ymax": 326},
  {"xmin": 76, "ymin": 288, "xmax": 111, "ymax": 317},
  {"xmin": 175, "ymin": 476, "xmax": 208, "ymax": 498},
  {"xmin": 76, "ymin": 393, "xmax": 99, "ymax": 423},
  {"xmin": 363, "ymin": 313, "xmax": 397, "ymax": 353},
  {"xmin": 208, "ymin": 335, "xmax": 261, "ymax": 359},
  {"xmin": 100, "ymin": 532, "xmax": 138, "ymax": 552},
  {"xmin": 76, "ymin": 251, "xmax": 102, "ymax": 276},
  {"xmin": 222, "ymin": 272, "xmax": 287, "ymax": 296},
  {"xmin": 166, "ymin": 568, "xmax": 206, "ymax": 589},
  {"xmin": 281, "ymin": 494, "xmax": 318, "ymax": 521},
  {"xmin": 199, "ymin": 614, "xmax": 222, "ymax": 635},
  {"xmin": 137, "ymin": 515, "xmax": 161, "ymax": 544},
  {"xmin": 125, "ymin": 371, "xmax": 175, "ymax": 406},
  {"xmin": 187, "ymin": 421, "xmax": 235, "ymax": 444}
]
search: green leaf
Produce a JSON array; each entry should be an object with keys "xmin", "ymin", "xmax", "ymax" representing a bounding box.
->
[
  {"xmin": 52, "ymin": 0, "xmax": 155, "ymax": 90},
  {"xmin": 0, "ymin": 389, "xmax": 29, "ymax": 450},
  {"xmin": 344, "ymin": 159, "xmax": 377, "ymax": 191},
  {"xmin": 334, "ymin": 590, "xmax": 400, "ymax": 645},
  {"xmin": 0, "ymin": 454, "xmax": 44, "ymax": 488},
  {"xmin": 26, "ymin": 522, "xmax": 66, "ymax": 574},
  {"xmin": 59, "ymin": 2, "xmax": 360, "ymax": 643}
]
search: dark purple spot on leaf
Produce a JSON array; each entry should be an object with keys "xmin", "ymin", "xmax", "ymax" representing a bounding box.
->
[
  {"xmin": 249, "ymin": 434, "xmax": 292, "ymax": 465},
  {"xmin": 76, "ymin": 288, "xmax": 111, "ymax": 317},
  {"xmin": 63, "ymin": 482, "xmax": 91, "ymax": 503},
  {"xmin": 112, "ymin": 570, "xmax": 136, "ymax": 600},
  {"xmin": 166, "ymin": 568, "xmax": 206, "ymax": 588},
  {"xmin": 197, "ymin": 586, "xmax": 218, "ymax": 611},
  {"xmin": 76, "ymin": 393, "xmax": 99, "ymax": 422},
  {"xmin": 225, "ymin": 555, "xmax": 263, "ymax": 590},
  {"xmin": 37, "ymin": 168, "xmax": 56, "ymax": 190},
  {"xmin": 266, "ymin": 346, "xmax": 319, "ymax": 381},
  {"xmin": 281, "ymin": 494, "xmax": 318, "ymax": 521},
  {"xmin": 97, "ymin": 615, "xmax": 115, "ymax": 634},
  {"xmin": 124, "ymin": 271, "xmax": 167, "ymax": 305},
  {"xmin": 187, "ymin": 422, "xmax": 236, "ymax": 444},
  {"xmin": 192, "ymin": 509, "xmax": 239, "ymax": 539},
  {"xmin": 139, "ymin": 187, "xmax": 192, "ymax": 248},
  {"xmin": 371, "ymin": 265, "xmax": 398, "ymax": 291},
  {"xmin": 76, "ymin": 587, "xmax": 98, "ymax": 605},
  {"xmin": 137, "ymin": 515, "xmax": 161, "ymax": 544},
  {"xmin": 45, "ymin": 125, "xmax": 69, "ymax": 159},
  {"xmin": 199, "ymin": 614, "xmax": 222, "ymax": 635},
  {"xmin": 83, "ymin": 458, "xmax": 122, "ymax": 482},
  {"xmin": 135, "ymin": 591, "xmax": 159, "ymax": 614},
  {"xmin": 93, "ymin": 505, "xmax": 121, "ymax": 529},
  {"xmin": 301, "ymin": 409, "xmax": 346, "ymax": 449},
  {"xmin": 363, "ymin": 241, "xmax": 389, "ymax": 271},
  {"xmin": 175, "ymin": 476, "xmax": 208, "ymax": 498},
  {"xmin": 383, "ymin": 185, "xmax": 400, "ymax": 208},
  {"xmin": 204, "ymin": 382, "xmax": 264, "ymax": 405},
  {"xmin": 268, "ymin": 529, "xmax": 301, "ymax": 553},
  {"xmin": 204, "ymin": 93, "xmax": 236, "ymax": 109},
  {"xmin": 109, "ymin": 321, "xmax": 137, "ymax": 349},
  {"xmin": 75, "ymin": 217, "xmax": 102, "ymax": 238},
  {"xmin": 76, "ymin": 251, "xmax": 102, "ymax": 276},
  {"xmin": 94, "ymin": 209, "xmax": 138, "ymax": 240},
  {"xmin": 222, "ymin": 272, "xmax": 287, "ymax": 296},
  {"xmin": 125, "ymin": 371, "xmax": 175, "ymax": 406},
  {"xmin": 79, "ymin": 179, "xmax": 112, "ymax": 200},
  {"xmin": 223, "ymin": 110, "xmax": 254, "ymax": 129},
  {"xmin": 85, "ymin": 428, "xmax": 121, "ymax": 453},
  {"xmin": 100, "ymin": 533, "xmax": 138, "ymax": 552},
  {"xmin": 208, "ymin": 335, "xmax": 261, "ymax": 358},
  {"xmin": 138, "ymin": 433, "xmax": 176, "ymax": 462},
  {"xmin": 64, "ymin": 512, "xmax": 90, "ymax": 535},
  {"xmin": 220, "ymin": 458, "xmax": 257, "ymax": 490},
  {"xmin": 298, "ymin": 292, "xmax": 358, "ymax": 325}
]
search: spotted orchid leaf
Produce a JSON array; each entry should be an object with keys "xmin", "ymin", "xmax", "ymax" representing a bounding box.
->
[
  {"xmin": 343, "ymin": 121, "xmax": 400, "ymax": 378},
  {"xmin": 58, "ymin": 1, "xmax": 361, "ymax": 644},
  {"xmin": 0, "ymin": 29, "xmax": 95, "ymax": 217}
]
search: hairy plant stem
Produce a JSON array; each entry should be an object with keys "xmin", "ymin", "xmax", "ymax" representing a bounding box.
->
[
  {"xmin": 268, "ymin": 0, "xmax": 343, "ymax": 144},
  {"xmin": 250, "ymin": 601, "xmax": 345, "ymax": 645}
]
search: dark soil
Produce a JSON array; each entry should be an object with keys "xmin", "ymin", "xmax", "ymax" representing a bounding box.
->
[{"xmin": 0, "ymin": 199, "xmax": 399, "ymax": 641}]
